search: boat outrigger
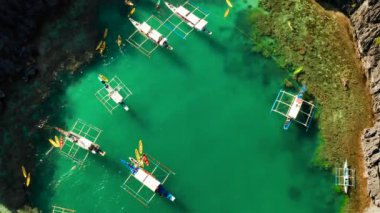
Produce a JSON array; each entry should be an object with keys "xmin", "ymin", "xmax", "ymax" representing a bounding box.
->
[
  {"xmin": 121, "ymin": 149, "xmax": 175, "ymax": 206},
  {"xmin": 128, "ymin": 17, "xmax": 172, "ymax": 53},
  {"xmin": 49, "ymin": 119, "xmax": 104, "ymax": 165},
  {"xmin": 95, "ymin": 74, "xmax": 132, "ymax": 113},
  {"xmin": 335, "ymin": 160, "xmax": 355, "ymax": 194},
  {"xmin": 52, "ymin": 205, "xmax": 76, "ymax": 213},
  {"xmin": 164, "ymin": 1, "xmax": 212, "ymax": 35},
  {"xmin": 271, "ymin": 85, "xmax": 316, "ymax": 130}
]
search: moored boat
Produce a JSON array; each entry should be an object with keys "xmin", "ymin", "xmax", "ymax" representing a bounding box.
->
[
  {"xmin": 129, "ymin": 18, "xmax": 173, "ymax": 50},
  {"xmin": 164, "ymin": 1, "xmax": 212, "ymax": 35}
]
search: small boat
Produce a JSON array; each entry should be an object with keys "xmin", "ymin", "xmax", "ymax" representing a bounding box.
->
[
  {"xmin": 54, "ymin": 127, "xmax": 106, "ymax": 156},
  {"xmin": 129, "ymin": 157, "xmax": 140, "ymax": 166},
  {"xmin": 343, "ymin": 160, "xmax": 349, "ymax": 194},
  {"xmin": 129, "ymin": 18, "xmax": 173, "ymax": 50},
  {"xmin": 139, "ymin": 139, "xmax": 143, "ymax": 154},
  {"xmin": 283, "ymin": 85, "xmax": 306, "ymax": 130},
  {"xmin": 21, "ymin": 166, "xmax": 27, "ymax": 178},
  {"xmin": 135, "ymin": 149, "xmax": 143, "ymax": 167},
  {"xmin": 117, "ymin": 35, "xmax": 122, "ymax": 47},
  {"xmin": 26, "ymin": 173, "xmax": 31, "ymax": 187},
  {"xmin": 49, "ymin": 138, "xmax": 60, "ymax": 148},
  {"xmin": 164, "ymin": 1, "xmax": 212, "ymax": 35},
  {"xmin": 142, "ymin": 154, "xmax": 150, "ymax": 166},
  {"xmin": 125, "ymin": 0, "xmax": 134, "ymax": 6},
  {"xmin": 98, "ymin": 74, "xmax": 130, "ymax": 111}
]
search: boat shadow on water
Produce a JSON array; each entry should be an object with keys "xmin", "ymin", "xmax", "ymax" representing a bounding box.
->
[
  {"xmin": 92, "ymin": 154, "xmax": 126, "ymax": 176},
  {"xmin": 193, "ymin": 31, "xmax": 228, "ymax": 54},
  {"xmin": 159, "ymin": 48, "xmax": 190, "ymax": 72},
  {"xmin": 125, "ymin": 107, "xmax": 150, "ymax": 129},
  {"xmin": 171, "ymin": 198, "xmax": 189, "ymax": 213}
]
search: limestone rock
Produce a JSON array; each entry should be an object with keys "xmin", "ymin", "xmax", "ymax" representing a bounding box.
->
[{"xmin": 354, "ymin": 0, "xmax": 380, "ymax": 208}]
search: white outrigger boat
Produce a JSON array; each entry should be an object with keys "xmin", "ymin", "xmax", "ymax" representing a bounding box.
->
[
  {"xmin": 124, "ymin": 157, "xmax": 175, "ymax": 202},
  {"xmin": 271, "ymin": 85, "xmax": 316, "ymax": 130},
  {"xmin": 335, "ymin": 159, "xmax": 355, "ymax": 194},
  {"xmin": 343, "ymin": 160, "xmax": 350, "ymax": 194},
  {"xmin": 96, "ymin": 74, "xmax": 132, "ymax": 113},
  {"xmin": 54, "ymin": 127, "xmax": 106, "ymax": 156},
  {"xmin": 129, "ymin": 18, "xmax": 173, "ymax": 50},
  {"xmin": 164, "ymin": 1, "xmax": 212, "ymax": 35},
  {"xmin": 121, "ymin": 150, "xmax": 176, "ymax": 206},
  {"xmin": 49, "ymin": 120, "xmax": 104, "ymax": 165}
]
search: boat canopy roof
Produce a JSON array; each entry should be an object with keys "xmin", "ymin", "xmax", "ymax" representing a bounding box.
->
[
  {"xmin": 288, "ymin": 98, "xmax": 303, "ymax": 118},
  {"xmin": 149, "ymin": 30, "xmax": 163, "ymax": 43},
  {"xmin": 110, "ymin": 91, "xmax": 123, "ymax": 103},
  {"xmin": 140, "ymin": 22, "xmax": 152, "ymax": 34},
  {"xmin": 187, "ymin": 13, "xmax": 200, "ymax": 25},
  {"xmin": 134, "ymin": 168, "xmax": 161, "ymax": 191},
  {"xmin": 195, "ymin": 19, "xmax": 208, "ymax": 30},
  {"xmin": 177, "ymin": 6, "xmax": 190, "ymax": 17}
]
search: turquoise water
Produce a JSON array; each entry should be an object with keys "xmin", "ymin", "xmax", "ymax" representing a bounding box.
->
[{"xmin": 32, "ymin": 0, "xmax": 341, "ymax": 212}]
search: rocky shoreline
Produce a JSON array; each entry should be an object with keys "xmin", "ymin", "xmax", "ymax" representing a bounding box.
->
[
  {"xmin": 352, "ymin": 0, "xmax": 380, "ymax": 209},
  {"xmin": 248, "ymin": 0, "xmax": 378, "ymax": 212}
]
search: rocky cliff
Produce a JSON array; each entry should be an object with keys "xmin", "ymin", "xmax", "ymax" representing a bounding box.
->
[{"xmin": 351, "ymin": 0, "xmax": 380, "ymax": 208}]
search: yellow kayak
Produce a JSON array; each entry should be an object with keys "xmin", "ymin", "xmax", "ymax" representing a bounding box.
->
[
  {"xmin": 21, "ymin": 166, "xmax": 27, "ymax": 178},
  {"xmin": 117, "ymin": 35, "xmax": 122, "ymax": 47},
  {"xmin": 135, "ymin": 149, "xmax": 143, "ymax": 167},
  {"xmin": 129, "ymin": 8, "xmax": 136, "ymax": 17},
  {"xmin": 226, "ymin": 0, "xmax": 233, "ymax": 8},
  {"xmin": 224, "ymin": 8, "xmax": 230, "ymax": 18},
  {"xmin": 95, "ymin": 40, "xmax": 103, "ymax": 50},
  {"xmin": 26, "ymin": 173, "xmax": 31, "ymax": 187},
  {"xmin": 103, "ymin": 28, "xmax": 109, "ymax": 39},
  {"xmin": 99, "ymin": 41, "xmax": 106, "ymax": 55},
  {"xmin": 98, "ymin": 74, "xmax": 109, "ymax": 83},
  {"xmin": 49, "ymin": 138, "xmax": 60, "ymax": 148},
  {"xmin": 139, "ymin": 140, "xmax": 143, "ymax": 154}
]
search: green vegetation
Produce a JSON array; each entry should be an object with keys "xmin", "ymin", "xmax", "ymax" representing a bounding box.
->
[{"xmin": 375, "ymin": 37, "xmax": 380, "ymax": 46}]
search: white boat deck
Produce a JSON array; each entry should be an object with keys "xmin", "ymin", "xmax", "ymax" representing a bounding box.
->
[
  {"xmin": 133, "ymin": 168, "xmax": 161, "ymax": 192},
  {"xmin": 59, "ymin": 119, "xmax": 102, "ymax": 166},
  {"xmin": 121, "ymin": 154, "xmax": 175, "ymax": 206},
  {"xmin": 288, "ymin": 97, "xmax": 303, "ymax": 119},
  {"xmin": 95, "ymin": 76, "xmax": 132, "ymax": 114}
]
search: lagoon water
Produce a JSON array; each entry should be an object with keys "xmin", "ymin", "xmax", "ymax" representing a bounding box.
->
[{"xmin": 31, "ymin": 0, "xmax": 342, "ymax": 212}]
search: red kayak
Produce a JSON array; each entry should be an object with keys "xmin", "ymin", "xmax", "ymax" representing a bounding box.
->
[{"xmin": 142, "ymin": 154, "xmax": 150, "ymax": 166}]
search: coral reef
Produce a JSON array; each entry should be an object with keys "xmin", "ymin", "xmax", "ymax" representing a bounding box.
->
[{"xmin": 0, "ymin": 0, "xmax": 99, "ymax": 210}]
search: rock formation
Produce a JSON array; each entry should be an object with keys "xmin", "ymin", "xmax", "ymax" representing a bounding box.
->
[{"xmin": 350, "ymin": 0, "xmax": 380, "ymax": 208}]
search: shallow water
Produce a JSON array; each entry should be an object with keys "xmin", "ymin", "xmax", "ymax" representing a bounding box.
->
[{"xmin": 32, "ymin": 0, "xmax": 342, "ymax": 212}]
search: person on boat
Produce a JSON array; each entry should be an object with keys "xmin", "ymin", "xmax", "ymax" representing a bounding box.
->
[
  {"xmin": 100, "ymin": 79, "xmax": 110, "ymax": 89},
  {"xmin": 162, "ymin": 40, "xmax": 169, "ymax": 48},
  {"xmin": 89, "ymin": 144, "xmax": 106, "ymax": 156},
  {"xmin": 68, "ymin": 133, "xmax": 79, "ymax": 143}
]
